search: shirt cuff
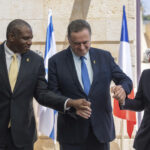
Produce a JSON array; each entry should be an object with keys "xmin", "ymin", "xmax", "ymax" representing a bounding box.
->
[{"xmin": 64, "ymin": 98, "xmax": 71, "ymax": 111}]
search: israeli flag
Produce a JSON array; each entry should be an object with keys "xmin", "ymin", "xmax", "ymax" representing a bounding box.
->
[{"xmin": 38, "ymin": 9, "xmax": 57, "ymax": 143}]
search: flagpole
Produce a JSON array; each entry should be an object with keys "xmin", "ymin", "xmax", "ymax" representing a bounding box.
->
[
  {"xmin": 120, "ymin": 119, "xmax": 124, "ymax": 150},
  {"xmin": 136, "ymin": 0, "xmax": 142, "ymax": 129}
]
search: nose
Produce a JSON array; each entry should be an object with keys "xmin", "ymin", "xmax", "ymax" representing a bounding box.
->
[
  {"xmin": 80, "ymin": 43, "xmax": 85, "ymax": 50},
  {"xmin": 27, "ymin": 39, "xmax": 32, "ymax": 46}
]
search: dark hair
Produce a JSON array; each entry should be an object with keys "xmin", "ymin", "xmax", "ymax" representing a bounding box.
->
[
  {"xmin": 6, "ymin": 19, "xmax": 31, "ymax": 39},
  {"xmin": 67, "ymin": 19, "xmax": 91, "ymax": 39}
]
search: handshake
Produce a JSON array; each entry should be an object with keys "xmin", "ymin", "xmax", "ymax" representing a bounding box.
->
[
  {"xmin": 111, "ymin": 85, "xmax": 126, "ymax": 105},
  {"xmin": 67, "ymin": 99, "xmax": 92, "ymax": 119}
]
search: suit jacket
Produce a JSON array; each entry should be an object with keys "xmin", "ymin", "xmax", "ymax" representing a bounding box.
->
[
  {"xmin": 123, "ymin": 69, "xmax": 150, "ymax": 150},
  {"xmin": 0, "ymin": 43, "xmax": 67, "ymax": 147},
  {"xmin": 48, "ymin": 47, "xmax": 132, "ymax": 144}
]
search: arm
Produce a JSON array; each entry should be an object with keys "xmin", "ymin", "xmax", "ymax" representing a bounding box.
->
[
  {"xmin": 123, "ymin": 71, "xmax": 145, "ymax": 111},
  {"xmin": 34, "ymin": 58, "xmax": 67, "ymax": 112},
  {"xmin": 109, "ymin": 52, "xmax": 132, "ymax": 95},
  {"xmin": 47, "ymin": 57, "xmax": 91, "ymax": 118}
]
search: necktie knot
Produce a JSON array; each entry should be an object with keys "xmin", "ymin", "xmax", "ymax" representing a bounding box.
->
[
  {"xmin": 12, "ymin": 54, "xmax": 17, "ymax": 60},
  {"xmin": 80, "ymin": 56, "xmax": 85, "ymax": 61}
]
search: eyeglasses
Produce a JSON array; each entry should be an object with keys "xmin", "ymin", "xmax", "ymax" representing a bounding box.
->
[{"xmin": 70, "ymin": 40, "xmax": 90, "ymax": 46}]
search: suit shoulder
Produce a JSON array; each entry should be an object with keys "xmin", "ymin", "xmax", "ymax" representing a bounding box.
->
[
  {"xmin": 49, "ymin": 49, "xmax": 67, "ymax": 61},
  {"xmin": 90, "ymin": 47, "xmax": 112, "ymax": 57},
  {"xmin": 29, "ymin": 50, "xmax": 43, "ymax": 61},
  {"xmin": 142, "ymin": 69, "xmax": 150, "ymax": 77}
]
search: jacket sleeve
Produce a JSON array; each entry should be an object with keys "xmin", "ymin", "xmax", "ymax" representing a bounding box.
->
[
  {"xmin": 34, "ymin": 57, "xmax": 67, "ymax": 112},
  {"xmin": 48, "ymin": 57, "xmax": 78, "ymax": 118},
  {"xmin": 122, "ymin": 71, "xmax": 145, "ymax": 111},
  {"xmin": 109, "ymin": 52, "xmax": 133, "ymax": 95}
]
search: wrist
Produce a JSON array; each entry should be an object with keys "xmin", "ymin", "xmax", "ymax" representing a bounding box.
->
[{"xmin": 66, "ymin": 99, "xmax": 75, "ymax": 108}]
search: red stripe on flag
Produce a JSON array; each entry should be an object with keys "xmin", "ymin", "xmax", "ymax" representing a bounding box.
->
[{"xmin": 113, "ymin": 89, "xmax": 136, "ymax": 138}]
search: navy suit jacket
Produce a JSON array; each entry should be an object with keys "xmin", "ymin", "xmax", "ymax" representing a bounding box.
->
[
  {"xmin": 0, "ymin": 43, "xmax": 67, "ymax": 147},
  {"xmin": 48, "ymin": 47, "xmax": 132, "ymax": 144},
  {"xmin": 123, "ymin": 69, "xmax": 150, "ymax": 150}
]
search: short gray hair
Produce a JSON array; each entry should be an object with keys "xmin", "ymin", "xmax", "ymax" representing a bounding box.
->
[
  {"xmin": 67, "ymin": 19, "xmax": 91, "ymax": 39},
  {"xmin": 6, "ymin": 19, "xmax": 31, "ymax": 39}
]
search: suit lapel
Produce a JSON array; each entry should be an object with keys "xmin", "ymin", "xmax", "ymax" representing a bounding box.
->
[
  {"xmin": 13, "ymin": 51, "xmax": 30, "ymax": 93},
  {"xmin": 88, "ymin": 48, "xmax": 99, "ymax": 95},
  {"xmin": 0, "ymin": 43, "xmax": 12, "ymax": 92},
  {"xmin": 66, "ymin": 48, "xmax": 85, "ymax": 95}
]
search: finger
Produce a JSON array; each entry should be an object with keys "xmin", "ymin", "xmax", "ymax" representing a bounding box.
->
[
  {"xmin": 80, "ymin": 106, "xmax": 92, "ymax": 112},
  {"xmin": 113, "ymin": 88, "xmax": 124, "ymax": 98},
  {"xmin": 114, "ymin": 87, "xmax": 123, "ymax": 95},
  {"xmin": 113, "ymin": 93, "xmax": 125, "ymax": 104},
  {"xmin": 111, "ymin": 86, "xmax": 116, "ymax": 93},
  {"xmin": 77, "ymin": 111, "xmax": 88, "ymax": 119},
  {"xmin": 77, "ymin": 109, "xmax": 91, "ymax": 116},
  {"xmin": 82, "ymin": 110, "xmax": 92, "ymax": 116},
  {"xmin": 114, "ymin": 85, "xmax": 123, "ymax": 93},
  {"xmin": 113, "ymin": 94, "xmax": 124, "ymax": 101},
  {"xmin": 77, "ymin": 111, "xmax": 91, "ymax": 119},
  {"xmin": 116, "ymin": 90, "xmax": 126, "ymax": 100},
  {"xmin": 83, "ymin": 101, "xmax": 91, "ymax": 107}
]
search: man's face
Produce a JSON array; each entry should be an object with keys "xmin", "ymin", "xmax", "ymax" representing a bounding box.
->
[
  {"xmin": 69, "ymin": 28, "xmax": 91, "ymax": 57},
  {"xmin": 10, "ymin": 26, "xmax": 33, "ymax": 54}
]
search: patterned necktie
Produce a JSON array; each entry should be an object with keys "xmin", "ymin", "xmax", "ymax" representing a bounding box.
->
[
  {"xmin": 9, "ymin": 54, "xmax": 18, "ymax": 92},
  {"xmin": 80, "ymin": 56, "xmax": 90, "ymax": 95}
]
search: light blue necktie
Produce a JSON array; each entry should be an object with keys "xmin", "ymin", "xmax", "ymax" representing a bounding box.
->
[{"xmin": 80, "ymin": 56, "xmax": 90, "ymax": 95}]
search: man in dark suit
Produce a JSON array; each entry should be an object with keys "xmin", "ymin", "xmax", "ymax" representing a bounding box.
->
[
  {"xmin": 0, "ymin": 19, "xmax": 91, "ymax": 150},
  {"xmin": 114, "ymin": 69, "xmax": 150, "ymax": 150},
  {"xmin": 48, "ymin": 19, "xmax": 132, "ymax": 150}
]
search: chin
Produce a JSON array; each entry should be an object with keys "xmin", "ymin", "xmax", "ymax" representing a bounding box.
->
[{"xmin": 21, "ymin": 49, "xmax": 29, "ymax": 54}]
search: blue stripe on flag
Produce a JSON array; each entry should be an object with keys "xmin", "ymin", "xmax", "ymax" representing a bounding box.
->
[
  {"xmin": 49, "ymin": 110, "xmax": 57, "ymax": 139},
  {"xmin": 44, "ymin": 10, "xmax": 57, "ymax": 141},
  {"xmin": 44, "ymin": 16, "xmax": 54, "ymax": 59},
  {"xmin": 120, "ymin": 6, "xmax": 129, "ymax": 42}
]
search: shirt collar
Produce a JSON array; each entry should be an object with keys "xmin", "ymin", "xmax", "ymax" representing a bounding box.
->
[
  {"xmin": 4, "ymin": 42, "xmax": 20, "ymax": 57},
  {"xmin": 71, "ymin": 49, "xmax": 90, "ymax": 60}
]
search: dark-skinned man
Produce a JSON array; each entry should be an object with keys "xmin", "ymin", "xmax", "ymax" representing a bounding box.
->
[
  {"xmin": 48, "ymin": 19, "xmax": 132, "ymax": 150},
  {"xmin": 0, "ymin": 19, "xmax": 91, "ymax": 150}
]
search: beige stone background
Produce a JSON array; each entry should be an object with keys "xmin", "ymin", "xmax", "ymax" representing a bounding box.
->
[{"xmin": 0, "ymin": 0, "xmax": 150, "ymax": 150}]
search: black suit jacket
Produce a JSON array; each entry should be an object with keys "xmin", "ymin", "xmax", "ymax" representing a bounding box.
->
[
  {"xmin": 0, "ymin": 43, "xmax": 67, "ymax": 147},
  {"xmin": 48, "ymin": 47, "xmax": 132, "ymax": 144},
  {"xmin": 123, "ymin": 69, "xmax": 150, "ymax": 150}
]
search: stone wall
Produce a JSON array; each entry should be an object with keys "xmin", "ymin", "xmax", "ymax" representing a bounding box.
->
[{"xmin": 0, "ymin": 0, "xmax": 137, "ymax": 150}]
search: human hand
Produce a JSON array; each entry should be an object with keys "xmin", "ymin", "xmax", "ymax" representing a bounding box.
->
[
  {"xmin": 67, "ymin": 99, "xmax": 91, "ymax": 119},
  {"xmin": 111, "ymin": 85, "xmax": 126, "ymax": 105}
]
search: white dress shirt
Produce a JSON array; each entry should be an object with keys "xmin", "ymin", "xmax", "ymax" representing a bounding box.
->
[
  {"xmin": 4, "ymin": 42, "xmax": 21, "ymax": 72},
  {"xmin": 71, "ymin": 50, "xmax": 93, "ymax": 89}
]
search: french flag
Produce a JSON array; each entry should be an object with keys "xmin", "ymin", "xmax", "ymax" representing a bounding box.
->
[{"xmin": 113, "ymin": 6, "xmax": 136, "ymax": 138}]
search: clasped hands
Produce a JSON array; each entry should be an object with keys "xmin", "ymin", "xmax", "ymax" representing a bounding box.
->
[
  {"xmin": 67, "ymin": 99, "xmax": 91, "ymax": 119},
  {"xmin": 67, "ymin": 85, "xmax": 126, "ymax": 119},
  {"xmin": 111, "ymin": 85, "xmax": 126, "ymax": 105}
]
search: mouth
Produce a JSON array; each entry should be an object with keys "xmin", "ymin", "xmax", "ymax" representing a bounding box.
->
[{"xmin": 25, "ymin": 45, "xmax": 31, "ymax": 50}]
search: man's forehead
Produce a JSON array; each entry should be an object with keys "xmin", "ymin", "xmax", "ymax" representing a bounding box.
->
[
  {"xmin": 15, "ymin": 25, "xmax": 32, "ymax": 35},
  {"xmin": 70, "ymin": 30, "xmax": 90, "ymax": 40},
  {"xmin": 71, "ymin": 28, "xmax": 90, "ymax": 35}
]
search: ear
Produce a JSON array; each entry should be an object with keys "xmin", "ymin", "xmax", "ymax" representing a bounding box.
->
[
  {"xmin": 68, "ymin": 37, "xmax": 72, "ymax": 45},
  {"xmin": 8, "ymin": 33, "xmax": 15, "ymax": 42}
]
